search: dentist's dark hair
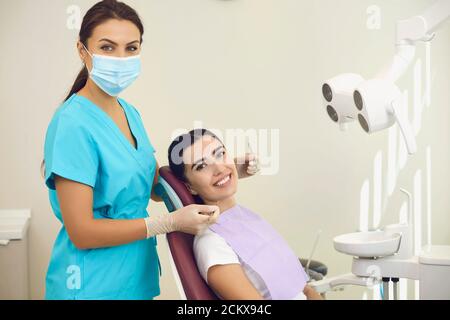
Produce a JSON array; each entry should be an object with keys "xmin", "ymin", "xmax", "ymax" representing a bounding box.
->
[
  {"xmin": 64, "ymin": 0, "xmax": 144, "ymax": 102},
  {"xmin": 168, "ymin": 129, "xmax": 223, "ymax": 183}
]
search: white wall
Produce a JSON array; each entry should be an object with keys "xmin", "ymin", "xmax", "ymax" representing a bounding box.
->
[{"xmin": 0, "ymin": 0, "xmax": 448, "ymax": 299}]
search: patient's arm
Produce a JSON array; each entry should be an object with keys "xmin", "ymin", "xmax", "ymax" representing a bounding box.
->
[
  {"xmin": 207, "ymin": 264, "xmax": 264, "ymax": 300},
  {"xmin": 303, "ymin": 285, "xmax": 323, "ymax": 300}
]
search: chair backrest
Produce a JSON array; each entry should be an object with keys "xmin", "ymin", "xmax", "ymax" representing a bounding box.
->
[{"xmin": 157, "ymin": 166, "xmax": 219, "ymax": 300}]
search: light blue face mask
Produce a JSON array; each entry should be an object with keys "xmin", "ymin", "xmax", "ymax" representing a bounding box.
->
[{"xmin": 82, "ymin": 43, "xmax": 141, "ymax": 97}]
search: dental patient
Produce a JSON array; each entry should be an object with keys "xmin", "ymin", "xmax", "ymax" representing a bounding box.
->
[{"xmin": 168, "ymin": 129, "xmax": 322, "ymax": 300}]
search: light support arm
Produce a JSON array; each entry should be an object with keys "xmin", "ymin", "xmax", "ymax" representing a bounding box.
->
[
  {"xmin": 375, "ymin": 44, "xmax": 416, "ymax": 84},
  {"xmin": 397, "ymin": 0, "xmax": 450, "ymax": 44},
  {"xmin": 378, "ymin": 0, "xmax": 450, "ymax": 83}
]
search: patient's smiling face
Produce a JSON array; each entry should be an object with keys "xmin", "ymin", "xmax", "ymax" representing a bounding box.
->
[{"xmin": 183, "ymin": 135, "xmax": 238, "ymax": 204}]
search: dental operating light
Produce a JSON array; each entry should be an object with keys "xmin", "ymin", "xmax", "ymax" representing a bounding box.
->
[{"xmin": 321, "ymin": 0, "xmax": 450, "ymax": 154}]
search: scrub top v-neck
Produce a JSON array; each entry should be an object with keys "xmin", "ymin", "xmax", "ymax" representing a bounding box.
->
[{"xmin": 43, "ymin": 93, "xmax": 160, "ymax": 300}]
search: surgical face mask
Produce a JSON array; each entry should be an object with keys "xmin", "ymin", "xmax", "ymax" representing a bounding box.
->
[{"xmin": 82, "ymin": 43, "xmax": 141, "ymax": 97}]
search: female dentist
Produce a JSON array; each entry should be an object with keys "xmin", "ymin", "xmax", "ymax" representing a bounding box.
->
[{"xmin": 42, "ymin": 0, "xmax": 258, "ymax": 300}]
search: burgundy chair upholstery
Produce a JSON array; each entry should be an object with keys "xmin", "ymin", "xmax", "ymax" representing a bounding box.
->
[{"xmin": 158, "ymin": 166, "xmax": 219, "ymax": 300}]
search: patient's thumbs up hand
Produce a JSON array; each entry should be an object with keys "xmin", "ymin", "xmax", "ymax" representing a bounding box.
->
[
  {"xmin": 246, "ymin": 153, "xmax": 260, "ymax": 175},
  {"xmin": 235, "ymin": 153, "xmax": 260, "ymax": 178}
]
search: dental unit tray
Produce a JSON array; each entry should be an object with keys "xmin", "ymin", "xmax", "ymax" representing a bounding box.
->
[{"xmin": 333, "ymin": 231, "xmax": 402, "ymax": 258}]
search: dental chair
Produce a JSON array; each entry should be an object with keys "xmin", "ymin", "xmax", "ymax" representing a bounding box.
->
[{"xmin": 154, "ymin": 166, "xmax": 328, "ymax": 300}]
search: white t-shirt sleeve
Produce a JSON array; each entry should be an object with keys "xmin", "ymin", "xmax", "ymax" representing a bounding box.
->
[{"xmin": 193, "ymin": 228, "xmax": 240, "ymax": 283}]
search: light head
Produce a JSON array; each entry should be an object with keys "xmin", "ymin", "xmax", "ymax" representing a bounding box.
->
[
  {"xmin": 321, "ymin": 73, "xmax": 365, "ymax": 129},
  {"xmin": 353, "ymin": 79, "xmax": 417, "ymax": 154}
]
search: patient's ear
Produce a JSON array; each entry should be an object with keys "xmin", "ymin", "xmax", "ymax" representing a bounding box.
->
[{"xmin": 184, "ymin": 183, "xmax": 198, "ymax": 195}]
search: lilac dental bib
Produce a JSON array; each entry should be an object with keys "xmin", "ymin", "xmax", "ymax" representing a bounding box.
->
[{"xmin": 209, "ymin": 205, "xmax": 307, "ymax": 300}]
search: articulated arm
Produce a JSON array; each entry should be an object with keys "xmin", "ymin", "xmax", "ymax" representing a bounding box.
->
[
  {"xmin": 378, "ymin": 0, "xmax": 450, "ymax": 83},
  {"xmin": 397, "ymin": 0, "xmax": 450, "ymax": 44},
  {"xmin": 309, "ymin": 273, "xmax": 379, "ymax": 294}
]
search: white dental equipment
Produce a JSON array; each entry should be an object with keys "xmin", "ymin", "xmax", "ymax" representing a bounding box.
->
[
  {"xmin": 309, "ymin": 188, "xmax": 450, "ymax": 299},
  {"xmin": 313, "ymin": 1, "xmax": 450, "ymax": 299},
  {"xmin": 321, "ymin": 0, "xmax": 450, "ymax": 154}
]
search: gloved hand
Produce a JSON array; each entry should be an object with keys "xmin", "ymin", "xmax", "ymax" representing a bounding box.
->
[
  {"xmin": 172, "ymin": 204, "xmax": 220, "ymax": 235},
  {"xmin": 144, "ymin": 204, "xmax": 220, "ymax": 238}
]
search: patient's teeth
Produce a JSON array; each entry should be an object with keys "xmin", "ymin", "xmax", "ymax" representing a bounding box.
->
[{"xmin": 215, "ymin": 174, "xmax": 230, "ymax": 186}]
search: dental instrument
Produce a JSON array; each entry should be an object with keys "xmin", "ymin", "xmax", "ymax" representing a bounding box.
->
[{"xmin": 306, "ymin": 229, "xmax": 322, "ymax": 276}]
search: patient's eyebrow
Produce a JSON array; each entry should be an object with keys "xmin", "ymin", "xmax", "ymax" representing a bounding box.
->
[{"xmin": 191, "ymin": 146, "xmax": 223, "ymax": 170}]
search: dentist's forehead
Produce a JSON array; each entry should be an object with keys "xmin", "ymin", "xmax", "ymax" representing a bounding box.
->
[
  {"xmin": 90, "ymin": 19, "xmax": 141, "ymax": 44},
  {"xmin": 183, "ymin": 136, "xmax": 222, "ymax": 165}
]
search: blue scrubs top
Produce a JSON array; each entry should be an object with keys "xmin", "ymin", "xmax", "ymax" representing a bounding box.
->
[{"xmin": 44, "ymin": 93, "xmax": 160, "ymax": 299}]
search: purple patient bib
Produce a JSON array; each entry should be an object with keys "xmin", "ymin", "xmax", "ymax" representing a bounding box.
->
[{"xmin": 209, "ymin": 205, "xmax": 308, "ymax": 300}]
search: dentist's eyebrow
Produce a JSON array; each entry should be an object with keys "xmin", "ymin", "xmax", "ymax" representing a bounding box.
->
[
  {"xmin": 98, "ymin": 39, "xmax": 140, "ymax": 45},
  {"xmin": 126, "ymin": 40, "xmax": 140, "ymax": 45}
]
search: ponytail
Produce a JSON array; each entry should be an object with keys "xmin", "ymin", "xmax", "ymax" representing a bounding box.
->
[{"xmin": 64, "ymin": 65, "xmax": 88, "ymax": 102}]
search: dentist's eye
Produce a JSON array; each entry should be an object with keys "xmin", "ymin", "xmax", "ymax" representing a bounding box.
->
[
  {"xmin": 101, "ymin": 45, "xmax": 114, "ymax": 52},
  {"xmin": 127, "ymin": 46, "xmax": 138, "ymax": 52}
]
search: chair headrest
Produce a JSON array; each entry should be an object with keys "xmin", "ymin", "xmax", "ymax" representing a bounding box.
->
[{"xmin": 158, "ymin": 166, "xmax": 218, "ymax": 300}]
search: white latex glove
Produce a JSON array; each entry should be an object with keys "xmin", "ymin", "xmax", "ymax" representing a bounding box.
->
[{"xmin": 144, "ymin": 204, "xmax": 220, "ymax": 237}]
